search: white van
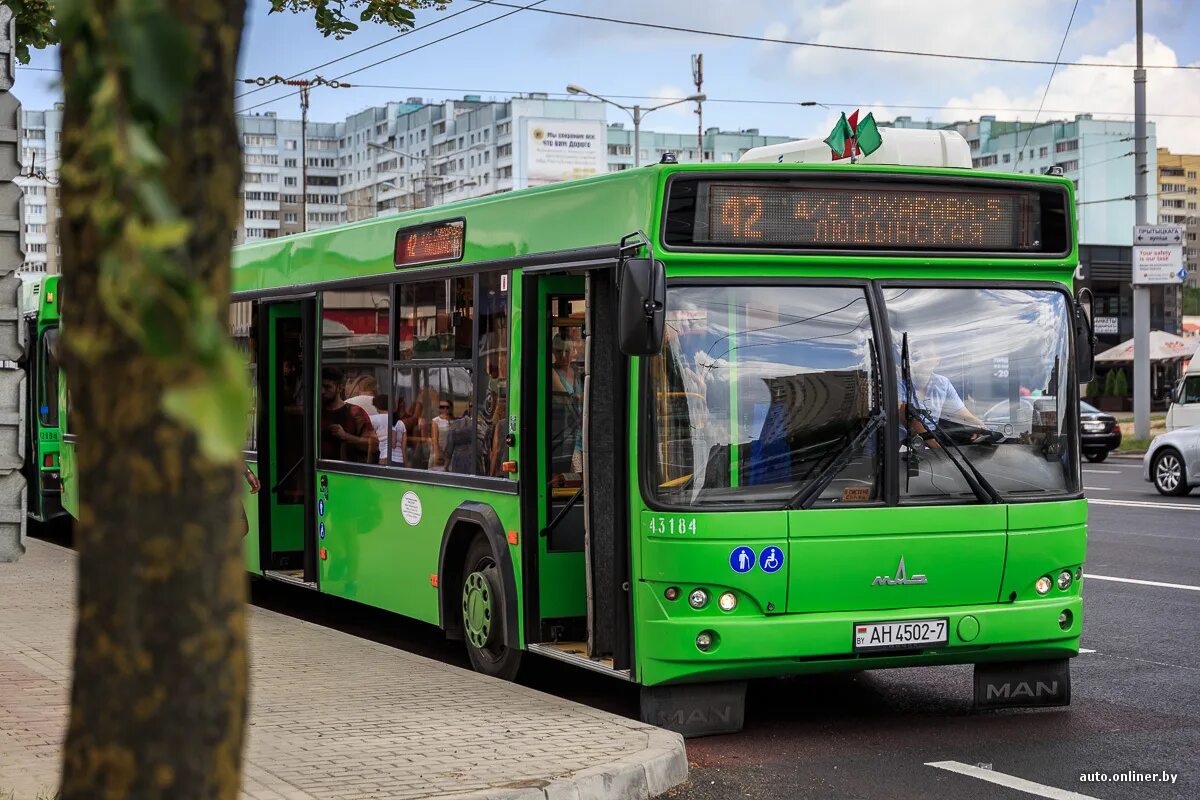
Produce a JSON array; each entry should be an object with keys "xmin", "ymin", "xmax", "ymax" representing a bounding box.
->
[{"xmin": 1166, "ymin": 344, "xmax": 1200, "ymax": 431}]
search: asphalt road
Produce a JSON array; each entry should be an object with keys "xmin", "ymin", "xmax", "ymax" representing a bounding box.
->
[
  {"xmin": 43, "ymin": 454, "xmax": 1197, "ymax": 800},
  {"xmin": 671, "ymin": 455, "xmax": 1200, "ymax": 800}
]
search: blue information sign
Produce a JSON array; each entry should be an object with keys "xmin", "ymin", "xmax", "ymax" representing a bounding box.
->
[
  {"xmin": 729, "ymin": 546, "xmax": 756, "ymax": 574},
  {"xmin": 318, "ymin": 522, "xmax": 326, "ymax": 539}
]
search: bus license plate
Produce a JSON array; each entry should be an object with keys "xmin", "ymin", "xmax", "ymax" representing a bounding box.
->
[{"xmin": 853, "ymin": 619, "xmax": 948, "ymax": 652}]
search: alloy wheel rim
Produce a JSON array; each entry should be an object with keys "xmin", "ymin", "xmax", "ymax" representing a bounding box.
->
[
  {"xmin": 462, "ymin": 570, "xmax": 494, "ymax": 650},
  {"xmin": 1156, "ymin": 455, "xmax": 1181, "ymax": 491}
]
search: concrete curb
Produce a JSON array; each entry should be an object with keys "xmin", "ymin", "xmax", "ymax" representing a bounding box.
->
[{"xmin": 440, "ymin": 730, "xmax": 687, "ymax": 800}]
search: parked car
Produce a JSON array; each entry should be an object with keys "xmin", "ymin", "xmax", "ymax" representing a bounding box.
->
[
  {"xmin": 980, "ymin": 398, "xmax": 1120, "ymax": 462},
  {"xmin": 1143, "ymin": 427, "xmax": 1200, "ymax": 496},
  {"xmin": 1079, "ymin": 401, "xmax": 1121, "ymax": 463}
]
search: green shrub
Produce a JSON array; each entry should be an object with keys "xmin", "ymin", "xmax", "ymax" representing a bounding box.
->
[
  {"xmin": 1103, "ymin": 369, "xmax": 1117, "ymax": 397},
  {"xmin": 1112, "ymin": 368, "xmax": 1129, "ymax": 398}
]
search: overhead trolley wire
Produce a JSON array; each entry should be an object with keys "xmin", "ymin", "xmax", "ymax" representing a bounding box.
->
[
  {"xmin": 235, "ymin": 0, "xmax": 501, "ymax": 101},
  {"xmin": 236, "ymin": 0, "xmax": 550, "ymax": 114},
  {"xmin": 473, "ymin": 1, "xmax": 1200, "ymax": 70},
  {"xmin": 1014, "ymin": 0, "xmax": 1080, "ymax": 172}
]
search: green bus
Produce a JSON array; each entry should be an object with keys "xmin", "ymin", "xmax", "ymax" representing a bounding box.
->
[
  {"xmin": 58, "ymin": 137, "xmax": 1096, "ymax": 735},
  {"xmin": 19, "ymin": 272, "xmax": 67, "ymax": 527}
]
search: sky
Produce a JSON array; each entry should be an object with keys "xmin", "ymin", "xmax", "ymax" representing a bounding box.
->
[{"xmin": 16, "ymin": 0, "xmax": 1200, "ymax": 151}]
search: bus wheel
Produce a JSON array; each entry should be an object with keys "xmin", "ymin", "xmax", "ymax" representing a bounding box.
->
[{"xmin": 461, "ymin": 536, "xmax": 521, "ymax": 681}]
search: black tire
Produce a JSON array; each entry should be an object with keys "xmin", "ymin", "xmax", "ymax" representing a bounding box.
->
[
  {"xmin": 1151, "ymin": 448, "xmax": 1190, "ymax": 497},
  {"xmin": 1085, "ymin": 450, "xmax": 1108, "ymax": 463},
  {"xmin": 461, "ymin": 535, "xmax": 521, "ymax": 681}
]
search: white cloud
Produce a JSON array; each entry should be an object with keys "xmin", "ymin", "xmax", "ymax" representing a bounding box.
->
[
  {"xmin": 770, "ymin": 0, "xmax": 1071, "ymax": 86},
  {"xmin": 945, "ymin": 35, "xmax": 1200, "ymax": 152}
]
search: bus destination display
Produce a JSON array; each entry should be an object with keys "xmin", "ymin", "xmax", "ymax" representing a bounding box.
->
[
  {"xmin": 394, "ymin": 219, "xmax": 465, "ymax": 268},
  {"xmin": 693, "ymin": 182, "xmax": 1042, "ymax": 252}
]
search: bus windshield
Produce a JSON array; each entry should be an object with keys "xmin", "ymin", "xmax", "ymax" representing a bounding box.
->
[{"xmin": 648, "ymin": 284, "xmax": 1078, "ymax": 507}]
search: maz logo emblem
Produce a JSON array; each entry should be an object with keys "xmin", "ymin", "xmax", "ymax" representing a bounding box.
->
[{"xmin": 872, "ymin": 556, "xmax": 928, "ymax": 586}]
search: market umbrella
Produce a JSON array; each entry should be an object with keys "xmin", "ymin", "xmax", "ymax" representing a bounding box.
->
[{"xmin": 1094, "ymin": 330, "xmax": 1196, "ymax": 362}]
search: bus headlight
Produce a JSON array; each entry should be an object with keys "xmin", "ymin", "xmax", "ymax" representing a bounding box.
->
[
  {"xmin": 696, "ymin": 631, "xmax": 716, "ymax": 651},
  {"xmin": 717, "ymin": 592, "xmax": 737, "ymax": 612},
  {"xmin": 1057, "ymin": 570, "xmax": 1073, "ymax": 590},
  {"xmin": 1035, "ymin": 576, "xmax": 1053, "ymax": 595},
  {"xmin": 688, "ymin": 589, "xmax": 709, "ymax": 609}
]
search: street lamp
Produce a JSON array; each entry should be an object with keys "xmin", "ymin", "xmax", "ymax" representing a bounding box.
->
[{"xmin": 566, "ymin": 84, "xmax": 706, "ymax": 168}]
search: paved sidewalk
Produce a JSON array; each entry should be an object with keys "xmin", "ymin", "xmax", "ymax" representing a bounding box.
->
[{"xmin": 0, "ymin": 540, "xmax": 686, "ymax": 800}]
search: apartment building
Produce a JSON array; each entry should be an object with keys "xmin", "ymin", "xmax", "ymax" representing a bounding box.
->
[{"xmin": 1157, "ymin": 147, "xmax": 1199, "ymax": 289}]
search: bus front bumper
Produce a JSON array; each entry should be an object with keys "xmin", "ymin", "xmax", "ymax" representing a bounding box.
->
[{"xmin": 637, "ymin": 595, "xmax": 1082, "ymax": 687}]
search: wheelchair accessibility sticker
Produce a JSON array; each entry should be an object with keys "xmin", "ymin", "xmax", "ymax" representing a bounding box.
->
[{"xmin": 759, "ymin": 546, "xmax": 784, "ymax": 573}]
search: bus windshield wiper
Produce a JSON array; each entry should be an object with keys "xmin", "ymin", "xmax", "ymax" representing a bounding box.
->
[
  {"xmin": 785, "ymin": 407, "xmax": 886, "ymax": 510},
  {"xmin": 901, "ymin": 333, "xmax": 1003, "ymax": 504},
  {"xmin": 786, "ymin": 340, "xmax": 884, "ymax": 510}
]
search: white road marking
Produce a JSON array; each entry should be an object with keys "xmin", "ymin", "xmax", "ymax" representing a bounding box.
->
[
  {"xmin": 1083, "ymin": 468, "xmax": 1122, "ymax": 474},
  {"xmin": 925, "ymin": 761, "xmax": 1100, "ymax": 799},
  {"xmin": 1088, "ymin": 498, "xmax": 1200, "ymax": 511},
  {"xmin": 1079, "ymin": 648, "xmax": 1097, "ymax": 653},
  {"xmin": 1085, "ymin": 573, "xmax": 1200, "ymax": 592},
  {"xmin": 1084, "ymin": 487, "xmax": 1111, "ymax": 491}
]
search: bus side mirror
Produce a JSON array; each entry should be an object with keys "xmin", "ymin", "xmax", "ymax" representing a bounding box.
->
[
  {"xmin": 1074, "ymin": 289, "xmax": 1095, "ymax": 384},
  {"xmin": 617, "ymin": 258, "xmax": 665, "ymax": 356}
]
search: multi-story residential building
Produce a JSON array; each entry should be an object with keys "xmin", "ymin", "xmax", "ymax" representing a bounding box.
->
[
  {"xmin": 236, "ymin": 113, "xmax": 344, "ymax": 244},
  {"xmin": 890, "ymin": 114, "xmax": 1177, "ymax": 341},
  {"xmin": 16, "ymin": 106, "xmax": 63, "ymax": 273},
  {"xmin": 1157, "ymin": 147, "xmax": 1199, "ymax": 289}
]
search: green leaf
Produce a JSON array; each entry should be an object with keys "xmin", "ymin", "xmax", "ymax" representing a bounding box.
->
[
  {"xmin": 162, "ymin": 345, "xmax": 251, "ymax": 464},
  {"xmin": 121, "ymin": 6, "xmax": 197, "ymax": 122}
]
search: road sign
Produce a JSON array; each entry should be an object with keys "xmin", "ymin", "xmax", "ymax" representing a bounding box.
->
[
  {"xmin": 1132, "ymin": 243, "xmax": 1185, "ymax": 285},
  {"xmin": 729, "ymin": 546, "xmax": 755, "ymax": 574},
  {"xmin": 1133, "ymin": 224, "xmax": 1183, "ymax": 245}
]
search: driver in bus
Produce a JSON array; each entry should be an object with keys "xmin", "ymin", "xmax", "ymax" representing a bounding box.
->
[{"xmin": 898, "ymin": 341, "xmax": 986, "ymax": 445}]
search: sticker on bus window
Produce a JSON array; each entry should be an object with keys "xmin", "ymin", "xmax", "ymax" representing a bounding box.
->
[
  {"xmin": 842, "ymin": 486, "xmax": 871, "ymax": 503},
  {"xmin": 401, "ymin": 491, "xmax": 423, "ymax": 526}
]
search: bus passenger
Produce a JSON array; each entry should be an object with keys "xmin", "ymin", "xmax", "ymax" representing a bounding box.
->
[
  {"xmin": 390, "ymin": 411, "xmax": 408, "ymax": 467},
  {"xmin": 368, "ymin": 393, "xmax": 390, "ymax": 465},
  {"xmin": 443, "ymin": 402, "xmax": 474, "ymax": 474},
  {"xmin": 320, "ymin": 366, "xmax": 377, "ymax": 463},
  {"xmin": 346, "ymin": 374, "xmax": 381, "ymax": 413},
  {"xmin": 429, "ymin": 399, "xmax": 453, "ymax": 472}
]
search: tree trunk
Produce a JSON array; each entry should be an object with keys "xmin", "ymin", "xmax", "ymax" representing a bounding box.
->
[{"xmin": 58, "ymin": 2, "xmax": 249, "ymax": 798}]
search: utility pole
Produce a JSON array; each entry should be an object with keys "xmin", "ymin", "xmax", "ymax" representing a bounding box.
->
[
  {"xmin": 1132, "ymin": 0, "xmax": 1150, "ymax": 441},
  {"xmin": 240, "ymin": 75, "xmax": 352, "ymax": 232},
  {"xmin": 691, "ymin": 53, "xmax": 704, "ymax": 161}
]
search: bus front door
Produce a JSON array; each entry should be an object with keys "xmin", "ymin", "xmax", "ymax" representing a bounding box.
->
[
  {"xmin": 531, "ymin": 279, "xmax": 588, "ymax": 644},
  {"xmin": 525, "ymin": 270, "xmax": 631, "ymax": 672},
  {"xmin": 259, "ymin": 299, "xmax": 318, "ymax": 587}
]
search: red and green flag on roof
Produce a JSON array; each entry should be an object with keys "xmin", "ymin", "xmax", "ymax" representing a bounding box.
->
[{"xmin": 824, "ymin": 110, "xmax": 883, "ymax": 160}]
